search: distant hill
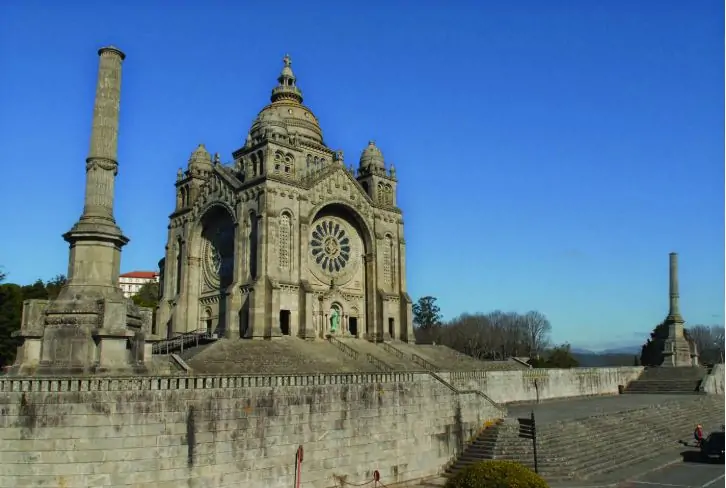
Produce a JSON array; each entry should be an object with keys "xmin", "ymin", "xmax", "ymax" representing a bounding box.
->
[{"xmin": 570, "ymin": 346, "xmax": 640, "ymax": 367}]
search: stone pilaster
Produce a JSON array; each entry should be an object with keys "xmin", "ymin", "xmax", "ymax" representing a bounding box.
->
[{"xmin": 364, "ymin": 253, "xmax": 379, "ymax": 341}]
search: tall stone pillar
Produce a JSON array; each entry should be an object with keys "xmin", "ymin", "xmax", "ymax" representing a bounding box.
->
[
  {"xmin": 10, "ymin": 47, "xmax": 149, "ymax": 376},
  {"xmin": 61, "ymin": 46, "xmax": 130, "ymax": 297},
  {"xmin": 661, "ymin": 252, "xmax": 696, "ymax": 367}
]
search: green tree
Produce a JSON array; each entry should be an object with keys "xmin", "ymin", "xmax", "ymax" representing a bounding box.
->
[
  {"xmin": 640, "ymin": 321, "xmax": 668, "ymax": 366},
  {"xmin": 45, "ymin": 274, "xmax": 67, "ymax": 300},
  {"xmin": 528, "ymin": 343, "xmax": 579, "ymax": 368},
  {"xmin": 132, "ymin": 281, "xmax": 160, "ymax": 309},
  {"xmin": 412, "ymin": 296, "xmax": 442, "ymax": 329},
  {"xmin": 21, "ymin": 279, "xmax": 49, "ymax": 300},
  {"xmin": 0, "ymin": 283, "xmax": 23, "ymax": 369}
]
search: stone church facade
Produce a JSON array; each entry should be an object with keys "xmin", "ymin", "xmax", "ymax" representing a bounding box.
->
[{"xmin": 157, "ymin": 55, "xmax": 414, "ymax": 342}]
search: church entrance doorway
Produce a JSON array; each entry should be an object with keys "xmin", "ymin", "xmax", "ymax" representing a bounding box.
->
[
  {"xmin": 388, "ymin": 318, "xmax": 395, "ymax": 340},
  {"xmin": 279, "ymin": 310, "xmax": 291, "ymax": 336},
  {"xmin": 349, "ymin": 317, "xmax": 358, "ymax": 337}
]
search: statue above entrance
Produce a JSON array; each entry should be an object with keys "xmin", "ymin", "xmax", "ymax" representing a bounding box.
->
[{"xmin": 330, "ymin": 306, "xmax": 340, "ymax": 334}]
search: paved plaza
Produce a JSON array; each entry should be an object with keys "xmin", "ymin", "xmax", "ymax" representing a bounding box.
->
[{"xmin": 617, "ymin": 457, "xmax": 724, "ymax": 488}]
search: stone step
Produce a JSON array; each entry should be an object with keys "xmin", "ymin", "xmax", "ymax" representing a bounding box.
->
[
  {"xmin": 451, "ymin": 406, "xmax": 725, "ymax": 480},
  {"xmin": 489, "ymin": 413, "xmax": 723, "ymax": 459},
  {"xmin": 495, "ymin": 418, "xmax": 724, "ymax": 478}
]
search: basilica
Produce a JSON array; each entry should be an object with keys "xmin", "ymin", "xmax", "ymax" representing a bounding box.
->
[{"xmin": 156, "ymin": 55, "xmax": 414, "ymax": 343}]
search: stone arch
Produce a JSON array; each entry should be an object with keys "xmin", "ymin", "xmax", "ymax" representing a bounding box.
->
[
  {"xmin": 247, "ymin": 210, "xmax": 258, "ymax": 280},
  {"xmin": 201, "ymin": 307, "xmax": 213, "ymax": 334},
  {"xmin": 376, "ymin": 182, "xmax": 385, "ymax": 205},
  {"xmin": 193, "ymin": 205, "xmax": 236, "ymax": 291},
  {"xmin": 284, "ymin": 153, "xmax": 295, "ymax": 175},
  {"xmin": 382, "ymin": 233, "xmax": 394, "ymax": 286},
  {"xmin": 308, "ymin": 201, "xmax": 374, "ymax": 255},
  {"xmin": 278, "ymin": 210, "xmax": 293, "ymax": 270}
]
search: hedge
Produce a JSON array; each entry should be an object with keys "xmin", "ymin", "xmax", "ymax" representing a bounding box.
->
[{"xmin": 446, "ymin": 460, "xmax": 549, "ymax": 488}]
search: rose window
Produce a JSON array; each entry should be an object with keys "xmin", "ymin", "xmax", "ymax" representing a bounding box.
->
[{"xmin": 310, "ymin": 220, "xmax": 351, "ymax": 274}]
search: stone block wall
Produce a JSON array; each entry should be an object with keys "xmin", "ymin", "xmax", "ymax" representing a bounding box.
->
[
  {"xmin": 700, "ymin": 364, "xmax": 725, "ymax": 394},
  {"xmin": 0, "ymin": 373, "xmax": 502, "ymax": 488},
  {"xmin": 442, "ymin": 367, "xmax": 644, "ymax": 404}
]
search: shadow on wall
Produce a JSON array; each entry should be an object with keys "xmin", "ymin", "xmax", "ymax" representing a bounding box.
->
[{"xmin": 186, "ymin": 405, "xmax": 196, "ymax": 468}]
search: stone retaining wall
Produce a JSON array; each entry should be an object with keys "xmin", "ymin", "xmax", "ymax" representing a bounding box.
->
[
  {"xmin": 700, "ymin": 364, "xmax": 725, "ymax": 394},
  {"xmin": 0, "ymin": 373, "xmax": 502, "ymax": 488},
  {"xmin": 441, "ymin": 366, "xmax": 644, "ymax": 403}
]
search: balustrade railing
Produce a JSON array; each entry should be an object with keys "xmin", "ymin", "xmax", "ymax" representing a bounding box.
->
[
  {"xmin": 366, "ymin": 353, "xmax": 393, "ymax": 372},
  {"xmin": 327, "ymin": 336, "xmax": 360, "ymax": 361}
]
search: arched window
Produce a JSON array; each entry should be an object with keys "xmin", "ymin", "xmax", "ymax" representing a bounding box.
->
[
  {"xmin": 257, "ymin": 150, "xmax": 264, "ymax": 174},
  {"xmin": 278, "ymin": 212, "xmax": 292, "ymax": 270},
  {"xmin": 383, "ymin": 235, "xmax": 393, "ymax": 285},
  {"xmin": 284, "ymin": 154, "xmax": 294, "ymax": 175},
  {"xmin": 274, "ymin": 151, "xmax": 283, "ymax": 173},
  {"xmin": 377, "ymin": 183, "xmax": 385, "ymax": 205},
  {"xmin": 248, "ymin": 212, "xmax": 258, "ymax": 280},
  {"xmin": 175, "ymin": 237, "xmax": 183, "ymax": 295}
]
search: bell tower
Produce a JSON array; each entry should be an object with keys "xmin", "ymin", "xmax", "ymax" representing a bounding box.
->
[{"xmin": 356, "ymin": 141, "xmax": 398, "ymax": 207}]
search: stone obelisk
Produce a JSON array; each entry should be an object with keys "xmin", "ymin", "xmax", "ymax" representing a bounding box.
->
[
  {"xmin": 661, "ymin": 252, "xmax": 696, "ymax": 367},
  {"xmin": 10, "ymin": 47, "xmax": 152, "ymax": 376}
]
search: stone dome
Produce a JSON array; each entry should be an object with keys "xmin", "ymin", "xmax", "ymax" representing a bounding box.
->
[
  {"xmin": 188, "ymin": 143, "xmax": 212, "ymax": 170},
  {"xmin": 248, "ymin": 54, "xmax": 325, "ymax": 145},
  {"xmin": 359, "ymin": 141, "xmax": 385, "ymax": 172}
]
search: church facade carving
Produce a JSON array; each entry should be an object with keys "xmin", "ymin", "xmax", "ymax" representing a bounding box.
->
[{"xmin": 156, "ymin": 55, "xmax": 414, "ymax": 343}]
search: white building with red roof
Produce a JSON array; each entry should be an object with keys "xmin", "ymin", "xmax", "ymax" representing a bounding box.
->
[{"xmin": 118, "ymin": 271, "xmax": 159, "ymax": 298}]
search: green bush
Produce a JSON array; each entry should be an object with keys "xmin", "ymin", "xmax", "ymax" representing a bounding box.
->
[{"xmin": 446, "ymin": 460, "xmax": 549, "ymax": 488}]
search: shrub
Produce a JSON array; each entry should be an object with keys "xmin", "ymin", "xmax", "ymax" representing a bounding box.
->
[{"xmin": 446, "ymin": 460, "xmax": 549, "ymax": 488}]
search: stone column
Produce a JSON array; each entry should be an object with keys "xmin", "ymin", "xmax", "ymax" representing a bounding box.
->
[
  {"xmin": 60, "ymin": 46, "xmax": 130, "ymax": 296},
  {"xmin": 667, "ymin": 252, "xmax": 682, "ymax": 321},
  {"xmin": 224, "ymin": 222, "xmax": 244, "ymax": 338},
  {"xmin": 82, "ymin": 47, "xmax": 124, "ymax": 222},
  {"xmin": 661, "ymin": 252, "xmax": 693, "ymax": 367}
]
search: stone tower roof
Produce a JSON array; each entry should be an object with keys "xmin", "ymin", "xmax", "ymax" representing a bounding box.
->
[
  {"xmin": 248, "ymin": 54, "xmax": 325, "ymax": 145},
  {"xmin": 358, "ymin": 140, "xmax": 386, "ymax": 174}
]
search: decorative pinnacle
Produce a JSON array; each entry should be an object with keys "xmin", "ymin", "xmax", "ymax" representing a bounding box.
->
[{"xmin": 271, "ymin": 52, "xmax": 303, "ymax": 104}]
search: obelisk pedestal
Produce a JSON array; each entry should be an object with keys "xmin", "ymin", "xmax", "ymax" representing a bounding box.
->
[
  {"xmin": 660, "ymin": 252, "xmax": 698, "ymax": 367},
  {"xmin": 9, "ymin": 47, "xmax": 157, "ymax": 376}
]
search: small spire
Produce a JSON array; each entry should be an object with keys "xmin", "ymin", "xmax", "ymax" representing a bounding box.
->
[{"xmin": 271, "ymin": 53, "xmax": 303, "ymax": 104}]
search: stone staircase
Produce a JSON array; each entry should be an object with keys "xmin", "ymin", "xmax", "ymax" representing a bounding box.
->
[
  {"xmin": 184, "ymin": 336, "xmax": 378, "ymax": 374},
  {"xmin": 623, "ymin": 366, "xmax": 707, "ymax": 394},
  {"xmin": 445, "ymin": 395, "xmax": 725, "ymax": 482},
  {"xmin": 334, "ymin": 338, "xmax": 423, "ymax": 371},
  {"xmin": 390, "ymin": 342, "xmax": 526, "ymax": 371}
]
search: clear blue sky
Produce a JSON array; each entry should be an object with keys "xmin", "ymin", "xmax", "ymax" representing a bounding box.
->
[{"xmin": 0, "ymin": 1, "xmax": 723, "ymax": 351}]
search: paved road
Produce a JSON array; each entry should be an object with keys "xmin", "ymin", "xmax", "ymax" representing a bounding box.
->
[{"xmin": 617, "ymin": 456, "xmax": 724, "ymax": 488}]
